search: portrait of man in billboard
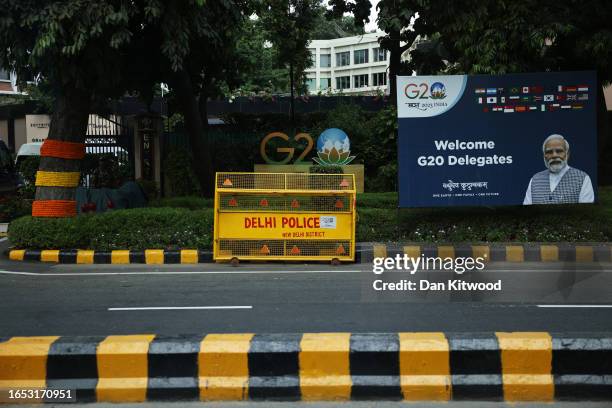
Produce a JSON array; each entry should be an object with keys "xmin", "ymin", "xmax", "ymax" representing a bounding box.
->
[{"xmin": 523, "ymin": 134, "xmax": 594, "ymax": 205}]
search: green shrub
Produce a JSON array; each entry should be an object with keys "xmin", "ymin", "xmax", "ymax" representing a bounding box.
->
[
  {"xmin": 17, "ymin": 156, "xmax": 40, "ymax": 184},
  {"xmin": 149, "ymin": 196, "xmax": 213, "ymax": 210},
  {"xmin": 356, "ymin": 208, "xmax": 399, "ymax": 242},
  {"xmin": 9, "ymin": 208, "xmax": 213, "ymax": 250},
  {"xmin": 0, "ymin": 194, "xmax": 32, "ymax": 223},
  {"xmin": 163, "ymin": 147, "xmax": 201, "ymax": 196},
  {"xmin": 357, "ymin": 192, "xmax": 398, "ymax": 209}
]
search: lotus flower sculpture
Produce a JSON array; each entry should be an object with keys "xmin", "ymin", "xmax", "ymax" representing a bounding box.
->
[{"xmin": 312, "ymin": 146, "xmax": 356, "ymax": 166}]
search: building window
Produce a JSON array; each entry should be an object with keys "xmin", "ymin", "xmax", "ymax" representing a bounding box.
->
[
  {"xmin": 373, "ymin": 72, "xmax": 387, "ymax": 86},
  {"xmin": 373, "ymin": 47, "xmax": 387, "ymax": 62},
  {"xmin": 0, "ymin": 69, "xmax": 10, "ymax": 81},
  {"xmin": 320, "ymin": 77, "xmax": 331, "ymax": 89},
  {"xmin": 354, "ymin": 49, "xmax": 369, "ymax": 64},
  {"xmin": 354, "ymin": 74, "xmax": 368, "ymax": 88},
  {"xmin": 336, "ymin": 51, "xmax": 350, "ymax": 67},
  {"xmin": 336, "ymin": 76, "xmax": 350, "ymax": 90},
  {"xmin": 320, "ymin": 54, "xmax": 331, "ymax": 68},
  {"xmin": 306, "ymin": 78, "xmax": 316, "ymax": 92}
]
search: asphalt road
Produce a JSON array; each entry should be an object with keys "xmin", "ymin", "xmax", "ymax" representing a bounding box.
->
[{"xmin": 1, "ymin": 256, "xmax": 611, "ymax": 336}]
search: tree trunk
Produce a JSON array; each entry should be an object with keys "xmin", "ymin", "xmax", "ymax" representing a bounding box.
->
[
  {"xmin": 33, "ymin": 85, "xmax": 90, "ymax": 217},
  {"xmin": 173, "ymin": 69, "xmax": 214, "ymax": 197},
  {"xmin": 289, "ymin": 62, "xmax": 295, "ymax": 129},
  {"xmin": 388, "ymin": 29, "xmax": 402, "ymax": 107}
]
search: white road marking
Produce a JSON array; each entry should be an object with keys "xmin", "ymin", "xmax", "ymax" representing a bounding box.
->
[
  {"xmin": 108, "ymin": 306, "xmax": 252, "ymax": 311},
  {"xmin": 1, "ymin": 268, "xmax": 611, "ymax": 277},
  {"xmin": 537, "ymin": 304, "xmax": 612, "ymax": 308}
]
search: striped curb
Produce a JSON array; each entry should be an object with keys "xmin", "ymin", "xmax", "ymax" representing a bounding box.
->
[
  {"xmin": 0, "ymin": 332, "xmax": 610, "ymax": 402},
  {"xmin": 5, "ymin": 243, "xmax": 611, "ymax": 264},
  {"xmin": 363, "ymin": 243, "xmax": 612, "ymax": 263},
  {"xmin": 7, "ymin": 249, "xmax": 213, "ymax": 264}
]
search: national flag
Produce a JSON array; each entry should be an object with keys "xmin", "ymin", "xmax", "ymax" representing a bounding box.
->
[
  {"xmin": 529, "ymin": 106, "xmax": 538, "ymax": 111},
  {"xmin": 504, "ymin": 106, "xmax": 514, "ymax": 113},
  {"xmin": 475, "ymin": 88, "xmax": 486, "ymax": 94},
  {"xmin": 561, "ymin": 105, "xmax": 571, "ymax": 109},
  {"xmin": 497, "ymin": 87, "xmax": 505, "ymax": 93},
  {"xmin": 541, "ymin": 104, "xmax": 546, "ymax": 111},
  {"xmin": 557, "ymin": 85, "xmax": 564, "ymax": 92},
  {"xmin": 547, "ymin": 104, "xmax": 559, "ymax": 111},
  {"xmin": 578, "ymin": 94, "xmax": 589, "ymax": 101},
  {"xmin": 555, "ymin": 95, "xmax": 566, "ymax": 101},
  {"xmin": 500, "ymin": 96, "xmax": 506, "ymax": 103},
  {"xmin": 533, "ymin": 95, "xmax": 543, "ymax": 102},
  {"xmin": 510, "ymin": 87, "xmax": 520, "ymax": 94},
  {"xmin": 509, "ymin": 95, "xmax": 520, "ymax": 100},
  {"xmin": 544, "ymin": 95, "xmax": 554, "ymax": 102},
  {"xmin": 486, "ymin": 88, "xmax": 497, "ymax": 94},
  {"xmin": 522, "ymin": 86, "xmax": 530, "ymax": 93},
  {"xmin": 493, "ymin": 106, "xmax": 503, "ymax": 112},
  {"xmin": 521, "ymin": 96, "xmax": 530, "ymax": 102},
  {"xmin": 478, "ymin": 97, "xmax": 483, "ymax": 104},
  {"xmin": 530, "ymin": 86, "xmax": 544, "ymax": 93},
  {"xmin": 572, "ymin": 104, "xmax": 584, "ymax": 110},
  {"xmin": 577, "ymin": 85, "xmax": 589, "ymax": 92},
  {"xmin": 486, "ymin": 96, "xmax": 497, "ymax": 103},
  {"xmin": 565, "ymin": 86, "xmax": 577, "ymax": 92},
  {"xmin": 567, "ymin": 94, "xmax": 577, "ymax": 101},
  {"xmin": 515, "ymin": 106, "xmax": 527, "ymax": 112}
]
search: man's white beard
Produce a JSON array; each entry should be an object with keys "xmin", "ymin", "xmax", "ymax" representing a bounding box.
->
[{"xmin": 546, "ymin": 158, "xmax": 567, "ymax": 173}]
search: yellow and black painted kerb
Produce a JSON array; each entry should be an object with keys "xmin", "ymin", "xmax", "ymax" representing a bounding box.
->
[
  {"xmin": 0, "ymin": 332, "xmax": 610, "ymax": 402},
  {"xmin": 369, "ymin": 243, "xmax": 612, "ymax": 263},
  {"xmin": 6, "ymin": 243, "xmax": 611, "ymax": 264},
  {"xmin": 7, "ymin": 249, "xmax": 213, "ymax": 264}
]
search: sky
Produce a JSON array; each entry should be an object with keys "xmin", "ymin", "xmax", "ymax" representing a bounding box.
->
[{"xmin": 365, "ymin": 0, "xmax": 380, "ymax": 32}]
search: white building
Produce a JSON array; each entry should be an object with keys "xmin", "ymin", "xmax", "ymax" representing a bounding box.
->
[{"xmin": 305, "ymin": 32, "xmax": 390, "ymax": 95}]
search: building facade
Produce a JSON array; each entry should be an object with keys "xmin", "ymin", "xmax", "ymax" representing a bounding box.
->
[
  {"xmin": 0, "ymin": 69, "xmax": 19, "ymax": 94},
  {"xmin": 305, "ymin": 32, "xmax": 390, "ymax": 95}
]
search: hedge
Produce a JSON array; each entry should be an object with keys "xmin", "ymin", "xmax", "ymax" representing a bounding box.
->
[
  {"xmin": 9, "ymin": 208, "xmax": 213, "ymax": 250},
  {"xmin": 8, "ymin": 188, "xmax": 612, "ymax": 249}
]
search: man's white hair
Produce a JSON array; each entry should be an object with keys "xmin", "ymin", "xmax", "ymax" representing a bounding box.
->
[{"xmin": 542, "ymin": 134, "xmax": 570, "ymax": 153}]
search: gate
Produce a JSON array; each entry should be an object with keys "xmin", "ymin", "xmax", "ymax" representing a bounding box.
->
[{"xmin": 82, "ymin": 114, "xmax": 134, "ymax": 185}]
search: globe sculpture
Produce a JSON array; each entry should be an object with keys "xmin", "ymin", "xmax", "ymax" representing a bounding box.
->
[
  {"xmin": 312, "ymin": 128, "xmax": 356, "ymax": 166},
  {"xmin": 430, "ymin": 82, "xmax": 446, "ymax": 99}
]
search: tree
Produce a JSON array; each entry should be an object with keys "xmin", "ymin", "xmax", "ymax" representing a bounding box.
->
[
  {"xmin": 0, "ymin": 0, "xmax": 158, "ymax": 217},
  {"xmin": 260, "ymin": 0, "xmax": 319, "ymax": 125},
  {"xmin": 310, "ymin": 4, "xmax": 364, "ymax": 40}
]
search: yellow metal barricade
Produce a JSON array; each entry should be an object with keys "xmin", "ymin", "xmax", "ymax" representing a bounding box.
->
[{"xmin": 213, "ymin": 172, "xmax": 356, "ymax": 262}]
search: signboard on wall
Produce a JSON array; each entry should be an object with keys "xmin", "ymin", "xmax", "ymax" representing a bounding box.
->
[
  {"xmin": 23, "ymin": 114, "xmax": 121, "ymax": 144},
  {"xmin": 397, "ymin": 71, "xmax": 597, "ymax": 207}
]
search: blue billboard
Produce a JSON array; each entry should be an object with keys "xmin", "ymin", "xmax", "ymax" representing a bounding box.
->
[{"xmin": 397, "ymin": 71, "xmax": 597, "ymax": 207}]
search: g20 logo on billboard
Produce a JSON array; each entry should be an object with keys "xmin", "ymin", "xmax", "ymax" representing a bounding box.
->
[{"xmin": 404, "ymin": 82, "xmax": 447, "ymax": 100}]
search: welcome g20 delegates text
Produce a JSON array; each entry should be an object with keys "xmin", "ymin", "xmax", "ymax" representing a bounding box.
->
[
  {"xmin": 372, "ymin": 254, "xmax": 486, "ymax": 275},
  {"xmin": 417, "ymin": 139, "xmax": 513, "ymax": 167}
]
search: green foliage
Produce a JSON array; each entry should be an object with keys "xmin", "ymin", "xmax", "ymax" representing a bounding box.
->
[
  {"xmin": 136, "ymin": 179, "xmax": 158, "ymax": 200},
  {"xmin": 9, "ymin": 208, "xmax": 214, "ymax": 250},
  {"xmin": 0, "ymin": 194, "xmax": 32, "ymax": 223},
  {"xmin": 149, "ymin": 196, "xmax": 213, "ymax": 210},
  {"xmin": 310, "ymin": 4, "xmax": 365, "ymax": 40},
  {"xmin": 163, "ymin": 148, "xmax": 201, "ymax": 196},
  {"xmin": 309, "ymin": 165, "xmax": 343, "ymax": 174},
  {"xmin": 354, "ymin": 187, "xmax": 612, "ymax": 243},
  {"xmin": 260, "ymin": 0, "xmax": 319, "ymax": 94},
  {"xmin": 17, "ymin": 156, "xmax": 40, "ymax": 185}
]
